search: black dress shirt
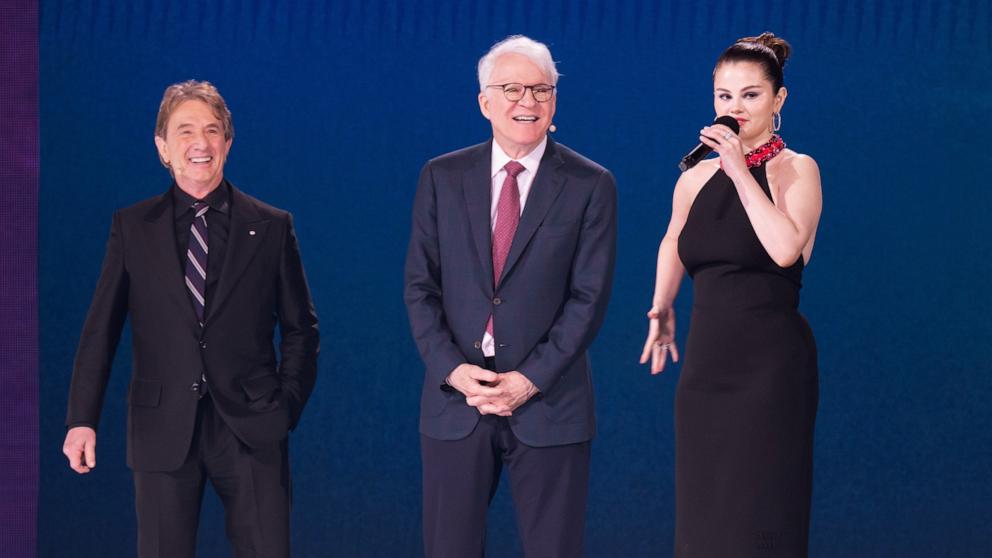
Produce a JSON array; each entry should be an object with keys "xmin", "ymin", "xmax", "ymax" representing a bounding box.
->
[{"xmin": 173, "ymin": 181, "xmax": 231, "ymax": 319}]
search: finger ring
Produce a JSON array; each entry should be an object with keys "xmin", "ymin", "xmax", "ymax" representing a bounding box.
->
[
  {"xmin": 723, "ymin": 132, "xmax": 732, "ymax": 140},
  {"xmin": 659, "ymin": 343, "xmax": 670, "ymax": 350}
]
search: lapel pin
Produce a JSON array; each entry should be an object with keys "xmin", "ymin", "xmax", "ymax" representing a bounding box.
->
[{"xmin": 249, "ymin": 230, "xmax": 256, "ymax": 236}]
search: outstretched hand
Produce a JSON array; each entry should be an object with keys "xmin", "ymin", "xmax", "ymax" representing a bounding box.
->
[{"xmin": 639, "ymin": 307, "xmax": 679, "ymax": 374}]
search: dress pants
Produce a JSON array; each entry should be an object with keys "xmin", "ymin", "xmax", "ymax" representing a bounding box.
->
[
  {"xmin": 132, "ymin": 395, "xmax": 291, "ymax": 558},
  {"xmin": 421, "ymin": 410, "xmax": 591, "ymax": 558}
]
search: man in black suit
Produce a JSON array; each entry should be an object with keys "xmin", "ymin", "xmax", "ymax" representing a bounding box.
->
[
  {"xmin": 62, "ymin": 80, "xmax": 319, "ymax": 558},
  {"xmin": 404, "ymin": 36, "xmax": 616, "ymax": 557}
]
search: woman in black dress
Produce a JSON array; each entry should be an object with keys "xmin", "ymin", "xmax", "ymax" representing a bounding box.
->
[{"xmin": 640, "ymin": 33, "xmax": 822, "ymax": 557}]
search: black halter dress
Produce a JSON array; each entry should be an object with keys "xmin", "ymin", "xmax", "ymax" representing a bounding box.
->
[{"xmin": 675, "ymin": 161, "xmax": 818, "ymax": 557}]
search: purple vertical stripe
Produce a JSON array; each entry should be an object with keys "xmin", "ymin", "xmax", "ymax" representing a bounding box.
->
[{"xmin": 0, "ymin": 0, "xmax": 39, "ymax": 555}]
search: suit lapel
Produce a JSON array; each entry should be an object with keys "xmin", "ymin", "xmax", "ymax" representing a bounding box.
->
[
  {"xmin": 499, "ymin": 139, "xmax": 566, "ymax": 284},
  {"xmin": 463, "ymin": 141, "xmax": 495, "ymax": 295},
  {"xmin": 206, "ymin": 185, "xmax": 269, "ymax": 323},
  {"xmin": 143, "ymin": 189, "xmax": 201, "ymax": 328}
]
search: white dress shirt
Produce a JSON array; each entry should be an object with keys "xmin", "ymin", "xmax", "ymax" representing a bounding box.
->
[{"xmin": 482, "ymin": 136, "xmax": 547, "ymax": 357}]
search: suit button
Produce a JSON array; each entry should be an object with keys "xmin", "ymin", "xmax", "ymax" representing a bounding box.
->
[
  {"xmin": 199, "ymin": 341, "xmax": 207, "ymax": 349},
  {"xmin": 474, "ymin": 341, "xmax": 482, "ymax": 349},
  {"xmin": 493, "ymin": 297, "xmax": 502, "ymax": 305},
  {"xmin": 190, "ymin": 382, "xmax": 200, "ymax": 392}
]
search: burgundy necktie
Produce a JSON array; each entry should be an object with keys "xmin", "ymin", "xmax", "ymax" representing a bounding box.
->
[{"xmin": 487, "ymin": 160, "xmax": 526, "ymax": 335}]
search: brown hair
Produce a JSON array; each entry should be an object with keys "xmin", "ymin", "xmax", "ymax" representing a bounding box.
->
[
  {"xmin": 154, "ymin": 80, "xmax": 234, "ymax": 141},
  {"xmin": 714, "ymin": 32, "xmax": 791, "ymax": 92}
]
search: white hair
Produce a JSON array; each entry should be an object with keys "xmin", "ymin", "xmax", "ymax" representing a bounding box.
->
[{"xmin": 477, "ymin": 35, "xmax": 559, "ymax": 92}]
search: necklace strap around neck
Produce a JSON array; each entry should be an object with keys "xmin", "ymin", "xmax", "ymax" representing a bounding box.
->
[{"xmin": 744, "ymin": 135, "xmax": 786, "ymax": 168}]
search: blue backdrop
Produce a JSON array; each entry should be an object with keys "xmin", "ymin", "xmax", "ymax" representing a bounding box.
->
[{"xmin": 39, "ymin": 1, "xmax": 992, "ymax": 556}]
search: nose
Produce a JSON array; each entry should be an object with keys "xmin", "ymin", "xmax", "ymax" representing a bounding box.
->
[
  {"xmin": 189, "ymin": 130, "xmax": 208, "ymax": 149},
  {"xmin": 517, "ymin": 87, "xmax": 538, "ymax": 107}
]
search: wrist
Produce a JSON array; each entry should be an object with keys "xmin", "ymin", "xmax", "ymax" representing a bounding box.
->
[
  {"xmin": 650, "ymin": 303, "xmax": 672, "ymax": 314},
  {"xmin": 727, "ymin": 165, "xmax": 754, "ymax": 185},
  {"xmin": 442, "ymin": 364, "xmax": 465, "ymax": 391}
]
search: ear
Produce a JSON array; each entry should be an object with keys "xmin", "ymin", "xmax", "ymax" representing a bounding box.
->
[
  {"xmin": 478, "ymin": 91, "xmax": 492, "ymax": 121},
  {"xmin": 223, "ymin": 137, "xmax": 233, "ymax": 155},
  {"xmin": 154, "ymin": 135, "xmax": 170, "ymax": 165},
  {"xmin": 774, "ymin": 86, "xmax": 788, "ymax": 112}
]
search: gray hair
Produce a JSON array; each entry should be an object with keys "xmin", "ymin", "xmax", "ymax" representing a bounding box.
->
[{"xmin": 477, "ymin": 35, "xmax": 559, "ymax": 92}]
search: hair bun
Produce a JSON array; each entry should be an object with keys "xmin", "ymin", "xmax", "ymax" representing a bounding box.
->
[{"xmin": 739, "ymin": 32, "xmax": 791, "ymax": 69}]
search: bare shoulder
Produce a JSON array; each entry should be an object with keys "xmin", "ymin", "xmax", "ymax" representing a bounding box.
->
[
  {"xmin": 779, "ymin": 149, "xmax": 820, "ymax": 177},
  {"xmin": 768, "ymin": 149, "xmax": 821, "ymax": 197},
  {"xmin": 677, "ymin": 158, "xmax": 720, "ymax": 196}
]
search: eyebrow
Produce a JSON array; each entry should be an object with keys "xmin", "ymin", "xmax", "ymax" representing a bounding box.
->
[
  {"xmin": 174, "ymin": 122, "xmax": 220, "ymax": 129},
  {"xmin": 715, "ymin": 85, "xmax": 763, "ymax": 92},
  {"xmin": 490, "ymin": 81, "xmax": 552, "ymax": 86}
]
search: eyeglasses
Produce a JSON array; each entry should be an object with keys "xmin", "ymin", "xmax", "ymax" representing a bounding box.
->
[{"xmin": 486, "ymin": 83, "xmax": 556, "ymax": 103}]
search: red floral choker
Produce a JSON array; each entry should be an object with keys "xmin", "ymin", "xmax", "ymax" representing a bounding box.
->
[{"xmin": 744, "ymin": 134, "xmax": 786, "ymax": 168}]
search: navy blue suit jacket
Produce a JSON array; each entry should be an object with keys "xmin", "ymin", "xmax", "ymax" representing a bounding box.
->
[{"xmin": 404, "ymin": 138, "xmax": 616, "ymax": 447}]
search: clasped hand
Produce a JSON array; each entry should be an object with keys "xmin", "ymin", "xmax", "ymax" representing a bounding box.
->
[{"xmin": 447, "ymin": 364, "xmax": 538, "ymax": 416}]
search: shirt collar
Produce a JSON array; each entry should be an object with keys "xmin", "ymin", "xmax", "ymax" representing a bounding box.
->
[
  {"xmin": 172, "ymin": 180, "xmax": 231, "ymax": 216},
  {"xmin": 491, "ymin": 136, "xmax": 548, "ymax": 179}
]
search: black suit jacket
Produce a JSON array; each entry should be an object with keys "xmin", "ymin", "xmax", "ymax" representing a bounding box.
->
[
  {"xmin": 404, "ymin": 139, "xmax": 616, "ymax": 447},
  {"xmin": 66, "ymin": 183, "xmax": 319, "ymax": 472}
]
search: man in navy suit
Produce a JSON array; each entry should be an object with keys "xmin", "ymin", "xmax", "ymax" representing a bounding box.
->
[{"xmin": 404, "ymin": 35, "xmax": 616, "ymax": 557}]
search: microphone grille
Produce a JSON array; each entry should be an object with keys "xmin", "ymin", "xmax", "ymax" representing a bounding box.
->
[{"xmin": 714, "ymin": 115, "xmax": 741, "ymax": 134}]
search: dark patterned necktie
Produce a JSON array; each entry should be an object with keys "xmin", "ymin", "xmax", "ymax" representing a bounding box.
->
[
  {"xmin": 486, "ymin": 160, "xmax": 525, "ymax": 335},
  {"xmin": 185, "ymin": 202, "xmax": 209, "ymax": 325}
]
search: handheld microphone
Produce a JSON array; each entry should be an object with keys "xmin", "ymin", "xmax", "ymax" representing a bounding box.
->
[{"xmin": 678, "ymin": 115, "xmax": 740, "ymax": 172}]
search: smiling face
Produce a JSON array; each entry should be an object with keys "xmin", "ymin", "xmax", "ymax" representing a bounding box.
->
[
  {"xmin": 154, "ymin": 99, "xmax": 232, "ymax": 195},
  {"xmin": 713, "ymin": 61, "xmax": 787, "ymax": 146},
  {"xmin": 478, "ymin": 53, "xmax": 556, "ymax": 159}
]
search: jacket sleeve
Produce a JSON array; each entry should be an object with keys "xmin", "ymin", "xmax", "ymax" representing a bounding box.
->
[
  {"xmin": 66, "ymin": 211, "xmax": 130, "ymax": 429},
  {"xmin": 276, "ymin": 213, "xmax": 320, "ymax": 429},
  {"xmin": 517, "ymin": 169, "xmax": 618, "ymax": 394},
  {"xmin": 404, "ymin": 162, "xmax": 467, "ymax": 390}
]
